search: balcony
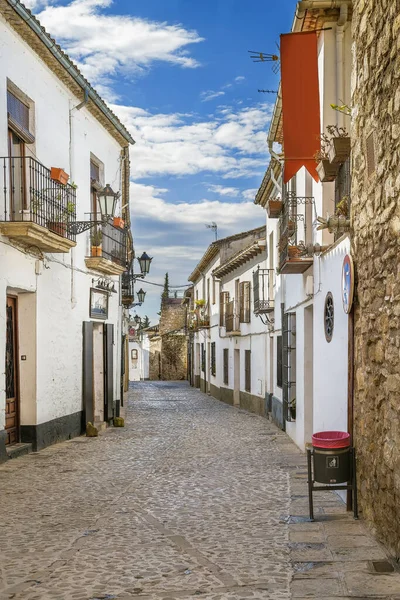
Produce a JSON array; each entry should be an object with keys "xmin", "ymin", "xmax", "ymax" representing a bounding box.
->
[
  {"xmin": 225, "ymin": 300, "xmax": 240, "ymax": 335},
  {"xmin": 278, "ymin": 193, "xmax": 313, "ymax": 275},
  {"xmin": 0, "ymin": 156, "xmax": 77, "ymax": 253},
  {"xmin": 121, "ymin": 270, "xmax": 134, "ymax": 307},
  {"xmin": 253, "ymin": 267, "xmax": 275, "ymax": 314},
  {"xmin": 85, "ymin": 215, "xmax": 127, "ymax": 276}
]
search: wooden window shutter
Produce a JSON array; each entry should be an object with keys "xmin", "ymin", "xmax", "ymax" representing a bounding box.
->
[
  {"xmin": 223, "ymin": 348, "xmax": 229, "ymax": 385},
  {"xmin": 211, "ymin": 342, "xmax": 216, "ymax": 376},
  {"xmin": 245, "ymin": 350, "xmax": 251, "ymax": 392},
  {"xmin": 7, "ymin": 90, "xmax": 34, "ymax": 144}
]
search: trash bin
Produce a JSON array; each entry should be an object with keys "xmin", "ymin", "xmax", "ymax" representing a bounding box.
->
[{"xmin": 312, "ymin": 431, "xmax": 351, "ymax": 484}]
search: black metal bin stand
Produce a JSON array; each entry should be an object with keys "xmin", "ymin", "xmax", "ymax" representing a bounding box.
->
[{"xmin": 307, "ymin": 445, "xmax": 358, "ymax": 521}]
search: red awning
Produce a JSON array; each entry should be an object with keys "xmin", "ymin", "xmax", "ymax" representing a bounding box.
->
[{"xmin": 280, "ymin": 31, "xmax": 321, "ymax": 183}]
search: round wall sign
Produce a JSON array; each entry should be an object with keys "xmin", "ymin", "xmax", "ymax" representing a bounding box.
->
[{"xmin": 341, "ymin": 254, "xmax": 354, "ymax": 314}]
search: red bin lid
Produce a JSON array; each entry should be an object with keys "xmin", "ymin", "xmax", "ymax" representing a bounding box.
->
[{"xmin": 312, "ymin": 431, "xmax": 350, "ymax": 449}]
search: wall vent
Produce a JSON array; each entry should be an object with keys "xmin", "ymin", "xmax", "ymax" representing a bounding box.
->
[{"xmin": 366, "ymin": 132, "xmax": 376, "ymax": 177}]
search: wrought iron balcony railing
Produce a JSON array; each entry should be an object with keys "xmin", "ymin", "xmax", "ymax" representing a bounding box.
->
[
  {"xmin": 0, "ymin": 156, "xmax": 77, "ymax": 242},
  {"xmin": 87, "ymin": 213, "xmax": 127, "ymax": 268},
  {"xmin": 253, "ymin": 267, "xmax": 275, "ymax": 313},
  {"xmin": 278, "ymin": 192, "xmax": 314, "ymax": 274},
  {"xmin": 225, "ymin": 299, "xmax": 240, "ymax": 333},
  {"xmin": 121, "ymin": 270, "xmax": 134, "ymax": 307}
]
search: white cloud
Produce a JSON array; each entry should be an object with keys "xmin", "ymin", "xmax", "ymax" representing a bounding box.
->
[
  {"xmin": 207, "ymin": 185, "xmax": 240, "ymax": 197},
  {"xmin": 34, "ymin": 0, "xmax": 204, "ymax": 85},
  {"xmin": 242, "ymin": 188, "xmax": 257, "ymax": 200},
  {"xmin": 200, "ymin": 90, "xmax": 225, "ymax": 102},
  {"xmin": 235, "ymin": 76, "xmax": 246, "ymax": 83},
  {"xmin": 113, "ymin": 102, "xmax": 272, "ymax": 179},
  {"xmin": 130, "ymin": 182, "xmax": 263, "ymax": 229}
]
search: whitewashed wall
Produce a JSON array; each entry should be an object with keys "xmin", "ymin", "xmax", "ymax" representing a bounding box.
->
[
  {"xmin": 0, "ymin": 16, "xmax": 126, "ymax": 436},
  {"xmin": 129, "ymin": 335, "xmax": 150, "ymax": 381}
]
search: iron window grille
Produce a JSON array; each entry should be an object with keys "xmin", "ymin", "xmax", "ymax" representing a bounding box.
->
[
  {"xmin": 87, "ymin": 213, "xmax": 127, "ymax": 268},
  {"xmin": 201, "ymin": 343, "xmax": 205, "ymax": 372},
  {"xmin": 121, "ymin": 269, "xmax": 134, "ymax": 307},
  {"xmin": 211, "ymin": 342, "xmax": 216, "ymax": 376},
  {"xmin": 253, "ymin": 267, "xmax": 275, "ymax": 314},
  {"xmin": 277, "ymin": 335, "xmax": 283, "ymax": 388},
  {"xmin": 239, "ymin": 282, "xmax": 251, "ymax": 323},
  {"xmin": 219, "ymin": 291, "xmax": 230, "ymax": 326},
  {"xmin": 324, "ymin": 292, "xmax": 334, "ymax": 342},
  {"xmin": 282, "ymin": 311, "xmax": 296, "ymax": 422},
  {"xmin": 225, "ymin": 299, "xmax": 240, "ymax": 333},
  {"xmin": 223, "ymin": 349, "xmax": 229, "ymax": 385},
  {"xmin": 245, "ymin": 350, "xmax": 251, "ymax": 393},
  {"xmin": 0, "ymin": 156, "xmax": 76, "ymax": 243},
  {"xmin": 278, "ymin": 191, "xmax": 314, "ymax": 270}
]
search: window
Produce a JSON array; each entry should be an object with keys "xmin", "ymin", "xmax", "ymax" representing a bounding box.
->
[
  {"xmin": 7, "ymin": 88, "xmax": 34, "ymax": 144},
  {"xmin": 219, "ymin": 291, "xmax": 230, "ymax": 326},
  {"xmin": 277, "ymin": 336, "xmax": 283, "ymax": 388},
  {"xmin": 223, "ymin": 349, "xmax": 229, "ymax": 385},
  {"xmin": 245, "ymin": 350, "xmax": 251, "ymax": 392},
  {"xmin": 211, "ymin": 342, "xmax": 216, "ymax": 376},
  {"xmin": 335, "ymin": 158, "xmax": 351, "ymax": 218},
  {"xmin": 207, "ymin": 278, "xmax": 210, "ymax": 307},
  {"xmin": 212, "ymin": 277, "xmax": 216, "ymax": 305},
  {"xmin": 239, "ymin": 281, "xmax": 251, "ymax": 323},
  {"xmin": 283, "ymin": 313, "xmax": 296, "ymax": 422},
  {"xmin": 201, "ymin": 343, "xmax": 205, "ymax": 372},
  {"xmin": 324, "ymin": 292, "xmax": 334, "ymax": 342},
  {"xmin": 90, "ymin": 158, "xmax": 103, "ymax": 217}
]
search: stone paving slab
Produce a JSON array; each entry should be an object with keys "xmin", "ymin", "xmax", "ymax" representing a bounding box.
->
[{"xmin": 0, "ymin": 381, "xmax": 399, "ymax": 600}]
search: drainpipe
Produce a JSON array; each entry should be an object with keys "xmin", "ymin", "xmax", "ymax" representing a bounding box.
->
[{"xmin": 297, "ymin": 0, "xmax": 351, "ymax": 9}]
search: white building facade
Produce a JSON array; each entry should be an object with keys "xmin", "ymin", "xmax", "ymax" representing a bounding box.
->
[
  {"xmin": 188, "ymin": 227, "xmax": 269, "ymax": 416},
  {"xmin": 254, "ymin": 2, "xmax": 352, "ymax": 450},
  {"xmin": 0, "ymin": 0, "xmax": 134, "ymax": 460}
]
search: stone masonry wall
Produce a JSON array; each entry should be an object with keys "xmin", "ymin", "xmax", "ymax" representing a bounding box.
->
[
  {"xmin": 352, "ymin": 0, "xmax": 400, "ymax": 558},
  {"xmin": 158, "ymin": 299, "xmax": 188, "ymax": 381}
]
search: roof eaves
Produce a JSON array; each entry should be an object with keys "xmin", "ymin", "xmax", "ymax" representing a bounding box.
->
[
  {"xmin": 213, "ymin": 240, "xmax": 266, "ymax": 278},
  {"xmin": 4, "ymin": 0, "xmax": 134, "ymax": 146}
]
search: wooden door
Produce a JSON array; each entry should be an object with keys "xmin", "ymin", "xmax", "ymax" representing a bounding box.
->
[
  {"xmin": 8, "ymin": 129, "xmax": 26, "ymax": 219},
  {"xmin": 103, "ymin": 324, "xmax": 114, "ymax": 421},
  {"xmin": 5, "ymin": 297, "xmax": 19, "ymax": 445}
]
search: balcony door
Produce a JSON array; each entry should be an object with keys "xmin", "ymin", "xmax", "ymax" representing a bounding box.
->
[
  {"xmin": 5, "ymin": 297, "xmax": 19, "ymax": 445},
  {"xmin": 8, "ymin": 129, "xmax": 26, "ymax": 220}
]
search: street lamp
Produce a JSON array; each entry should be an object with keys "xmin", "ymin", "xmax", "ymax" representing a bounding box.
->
[
  {"xmin": 135, "ymin": 252, "xmax": 153, "ymax": 279},
  {"xmin": 97, "ymin": 184, "xmax": 118, "ymax": 220},
  {"xmin": 137, "ymin": 288, "xmax": 146, "ymax": 304},
  {"xmin": 133, "ymin": 314, "xmax": 141, "ymax": 325},
  {"xmin": 68, "ymin": 184, "xmax": 121, "ymax": 235}
]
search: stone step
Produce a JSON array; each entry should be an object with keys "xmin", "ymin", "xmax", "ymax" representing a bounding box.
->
[{"xmin": 6, "ymin": 443, "xmax": 33, "ymax": 460}]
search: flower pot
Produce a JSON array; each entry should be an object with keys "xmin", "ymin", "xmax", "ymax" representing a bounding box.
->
[
  {"xmin": 328, "ymin": 137, "xmax": 351, "ymax": 164},
  {"xmin": 288, "ymin": 245, "xmax": 301, "ymax": 259},
  {"xmin": 267, "ymin": 199, "xmax": 282, "ymax": 218},
  {"xmin": 113, "ymin": 217, "xmax": 125, "ymax": 229},
  {"xmin": 48, "ymin": 222, "xmax": 67, "ymax": 237},
  {"xmin": 50, "ymin": 168, "xmax": 69, "ymax": 185},
  {"xmin": 316, "ymin": 160, "xmax": 339, "ymax": 183},
  {"xmin": 91, "ymin": 246, "xmax": 102, "ymax": 257}
]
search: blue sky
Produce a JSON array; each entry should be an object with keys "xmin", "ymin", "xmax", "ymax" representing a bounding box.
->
[{"xmin": 27, "ymin": 0, "xmax": 295, "ymax": 323}]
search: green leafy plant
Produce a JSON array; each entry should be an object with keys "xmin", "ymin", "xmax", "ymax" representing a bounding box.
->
[
  {"xmin": 90, "ymin": 227, "xmax": 102, "ymax": 246},
  {"xmin": 336, "ymin": 196, "xmax": 349, "ymax": 217},
  {"xmin": 195, "ymin": 298, "xmax": 206, "ymax": 307},
  {"xmin": 330, "ymin": 103, "xmax": 351, "ymax": 116}
]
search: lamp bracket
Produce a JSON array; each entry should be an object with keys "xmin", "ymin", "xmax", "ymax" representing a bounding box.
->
[{"xmin": 67, "ymin": 219, "xmax": 107, "ymax": 235}]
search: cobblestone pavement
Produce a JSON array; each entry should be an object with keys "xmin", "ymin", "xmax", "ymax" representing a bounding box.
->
[{"xmin": 0, "ymin": 382, "xmax": 399, "ymax": 600}]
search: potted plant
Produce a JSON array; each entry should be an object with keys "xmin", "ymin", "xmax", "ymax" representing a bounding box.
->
[
  {"xmin": 287, "ymin": 245, "xmax": 302, "ymax": 259},
  {"xmin": 326, "ymin": 125, "xmax": 350, "ymax": 164},
  {"xmin": 48, "ymin": 201, "xmax": 75, "ymax": 237},
  {"xmin": 50, "ymin": 167, "xmax": 69, "ymax": 185},
  {"xmin": 315, "ymin": 149, "xmax": 339, "ymax": 182},
  {"xmin": 289, "ymin": 398, "xmax": 296, "ymax": 420},
  {"xmin": 90, "ymin": 228, "xmax": 102, "ymax": 256},
  {"xmin": 335, "ymin": 196, "xmax": 349, "ymax": 218},
  {"xmin": 113, "ymin": 216, "xmax": 125, "ymax": 229},
  {"xmin": 267, "ymin": 198, "xmax": 283, "ymax": 218}
]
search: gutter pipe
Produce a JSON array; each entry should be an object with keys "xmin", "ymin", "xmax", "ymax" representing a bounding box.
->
[{"xmin": 7, "ymin": 0, "xmax": 135, "ymax": 145}]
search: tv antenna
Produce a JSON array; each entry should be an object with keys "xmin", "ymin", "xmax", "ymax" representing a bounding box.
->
[
  {"xmin": 205, "ymin": 222, "xmax": 218, "ymax": 241},
  {"xmin": 258, "ymin": 89, "xmax": 278, "ymax": 94},
  {"xmin": 248, "ymin": 50, "xmax": 280, "ymax": 74}
]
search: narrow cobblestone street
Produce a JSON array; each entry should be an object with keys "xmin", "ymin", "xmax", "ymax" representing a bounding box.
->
[{"xmin": 0, "ymin": 382, "xmax": 399, "ymax": 600}]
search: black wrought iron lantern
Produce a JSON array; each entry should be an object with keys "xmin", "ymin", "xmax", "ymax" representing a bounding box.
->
[
  {"xmin": 138, "ymin": 252, "xmax": 152, "ymax": 276},
  {"xmin": 97, "ymin": 184, "xmax": 118, "ymax": 219},
  {"xmin": 137, "ymin": 288, "xmax": 146, "ymax": 304},
  {"xmin": 133, "ymin": 314, "xmax": 141, "ymax": 325}
]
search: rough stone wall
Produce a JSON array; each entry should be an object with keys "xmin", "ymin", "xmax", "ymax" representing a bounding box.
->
[
  {"xmin": 352, "ymin": 0, "xmax": 400, "ymax": 558},
  {"xmin": 161, "ymin": 334, "xmax": 187, "ymax": 380},
  {"xmin": 159, "ymin": 299, "xmax": 187, "ymax": 336},
  {"xmin": 149, "ymin": 337, "xmax": 161, "ymax": 380}
]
